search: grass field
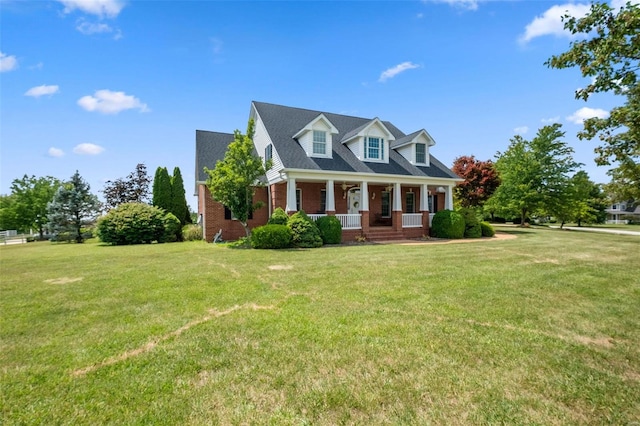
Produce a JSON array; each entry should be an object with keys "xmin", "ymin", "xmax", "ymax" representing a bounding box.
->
[{"xmin": 1, "ymin": 227, "xmax": 639, "ymax": 424}]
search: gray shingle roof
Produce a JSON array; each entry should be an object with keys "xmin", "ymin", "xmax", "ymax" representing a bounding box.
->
[
  {"xmin": 252, "ymin": 101, "xmax": 459, "ymax": 179},
  {"xmin": 195, "ymin": 130, "xmax": 234, "ymax": 182}
]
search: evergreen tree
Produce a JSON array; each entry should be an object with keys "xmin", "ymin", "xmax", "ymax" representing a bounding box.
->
[
  {"xmin": 152, "ymin": 167, "xmax": 172, "ymax": 213},
  {"xmin": 47, "ymin": 171, "xmax": 101, "ymax": 243},
  {"xmin": 170, "ymin": 167, "xmax": 191, "ymax": 225}
]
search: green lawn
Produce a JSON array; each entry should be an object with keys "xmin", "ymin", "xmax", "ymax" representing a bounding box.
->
[{"xmin": 1, "ymin": 227, "xmax": 639, "ymax": 425}]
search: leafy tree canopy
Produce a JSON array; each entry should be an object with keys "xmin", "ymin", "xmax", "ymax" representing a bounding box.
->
[
  {"xmin": 102, "ymin": 163, "xmax": 152, "ymax": 211},
  {"xmin": 205, "ymin": 119, "xmax": 271, "ymax": 237},
  {"xmin": 490, "ymin": 124, "xmax": 582, "ymax": 225},
  {"xmin": 452, "ymin": 155, "xmax": 500, "ymax": 208},
  {"xmin": 47, "ymin": 171, "xmax": 101, "ymax": 243},
  {"xmin": 0, "ymin": 175, "xmax": 62, "ymax": 236},
  {"xmin": 546, "ymin": 1, "xmax": 640, "ymax": 199}
]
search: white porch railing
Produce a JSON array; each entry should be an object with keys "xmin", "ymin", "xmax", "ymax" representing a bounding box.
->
[
  {"xmin": 308, "ymin": 214, "xmax": 327, "ymax": 222},
  {"xmin": 402, "ymin": 213, "xmax": 423, "ymax": 228},
  {"xmin": 429, "ymin": 213, "xmax": 436, "ymax": 227},
  {"xmin": 335, "ymin": 214, "xmax": 361, "ymax": 230},
  {"xmin": 606, "ymin": 219, "xmax": 629, "ymax": 224}
]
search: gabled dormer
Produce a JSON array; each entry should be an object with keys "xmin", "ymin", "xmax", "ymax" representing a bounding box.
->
[
  {"xmin": 292, "ymin": 113, "xmax": 338, "ymax": 159},
  {"xmin": 341, "ymin": 118, "xmax": 395, "ymax": 163},
  {"xmin": 390, "ymin": 129, "xmax": 435, "ymax": 167}
]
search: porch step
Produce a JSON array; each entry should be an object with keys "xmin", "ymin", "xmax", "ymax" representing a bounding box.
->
[{"xmin": 364, "ymin": 227, "xmax": 406, "ymax": 241}]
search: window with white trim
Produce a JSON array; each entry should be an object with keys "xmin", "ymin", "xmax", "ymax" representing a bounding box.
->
[
  {"xmin": 405, "ymin": 192, "xmax": 415, "ymax": 213},
  {"xmin": 415, "ymin": 143, "xmax": 426, "ymax": 164},
  {"xmin": 312, "ymin": 130, "xmax": 327, "ymax": 155},
  {"xmin": 296, "ymin": 188, "xmax": 302, "ymax": 211},
  {"xmin": 364, "ymin": 137, "xmax": 384, "ymax": 161}
]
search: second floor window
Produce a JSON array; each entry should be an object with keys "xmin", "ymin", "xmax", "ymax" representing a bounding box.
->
[
  {"xmin": 313, "ymin": 130, "xmax": 326, "ymax": 155},
  {"xmin": 415, "ymin": 143, "xmax": 426, "ymax": 164},
  {"xmin": 364, "ymin": 137, "xmax": 384, "ymax": 161},
  {"xmin": 265, "ymin": 144, "xmax": 273, "ymax": 162}
]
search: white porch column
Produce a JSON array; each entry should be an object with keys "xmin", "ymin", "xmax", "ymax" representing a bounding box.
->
[
  {"xmin": 420, "ymin": 184, "xmax": 428, "ymax": 211},
  {"xmin": 446, "ymin": 185, "xmax": 454, "ymax": 210},
  {"xmin": 393, "ymin": 182, "xmax": 402, "ymax": 211},
  {"xmin": 360, "ymin": 181, "xmax": 369, "ymax": 211},
  {"xmin": 286, "ymin": 177, "xmax": 297, "ymax": 212},
  {"xmin": 326, "ymin": 179, "xmax": 335, "ymax": 212}
]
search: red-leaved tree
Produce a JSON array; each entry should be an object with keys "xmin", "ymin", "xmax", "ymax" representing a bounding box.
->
[{"xmin": 452, "ymin": 155, "xmax": 500, "ymax": 208}]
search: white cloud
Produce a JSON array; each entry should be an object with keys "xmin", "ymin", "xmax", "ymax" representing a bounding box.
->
[
  {"xmin": 0, "ymin": 52, "xmax": 18, "ymax": 72},
  {"xmin": 76, "ymin": 20, "xmax": 113, "ymax": 35},
  {"xmin": 514, "ymin": 126, "xmax": 529, "ymax": 135},
  {"xmin": 566, "ymin": 107, "xmax": 609, "ymax": 124},
  {"xmin": 519, "ymin": 3, "xmax": 591, "ymax": 43},
  {"xmin": 425, "ymin": 0, "xmax": 479, "ymax": 11},
  {"xmin": 77, "ymin": 89, "xmax": 149, "ymax": 114},
  {"xmin": 48, "ymin": 147, "xmax": 65, "ymax": 158},
  {"xmin": 379, "ymin": 62, "xmax": 420, "ymax": 83},
  {"xmin": 57, "ymin": 0, "xmax": 125, "ymax": 18},
  {"xmin": 612, "ymin": 0, "xmax": 640, "ymax": 9},
  {"xmin": 541, "ymin": 116, "xmax": 560, "ymax": 124},
  {"xmin": 73, "ymin": 143, "xmax": 105, "ymax": 155},
  {"xmin": 211, "ymin": 37, "xmax": 223, "ymax": 54},
  {"xmin": 24, "ymin": 85, "xmax": 60, "ymax": 98}
]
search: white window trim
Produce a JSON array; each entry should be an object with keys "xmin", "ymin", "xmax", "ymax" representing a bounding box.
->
[
  {"xmin": 415, "ymin": 143, "xmax": 426, "ymax": 165},
  {"xmin": 312, "ymin": 130, "xmax": 327, "ymax": 156},
  {"xmin": 364, "ymin": 136, "xmax": 385, "ymax": 162}
]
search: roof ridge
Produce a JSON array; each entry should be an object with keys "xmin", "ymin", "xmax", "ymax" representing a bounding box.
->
[{"xmin": 252, "ymin": 100, "xmax": 374, "ymax": 122}]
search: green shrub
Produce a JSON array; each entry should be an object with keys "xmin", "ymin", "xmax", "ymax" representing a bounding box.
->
[
  {"xmin": 227, "ymin": 236, "xmax": 251, "ymax": 249},
  {"xmin": 459, "ymin": 207, "xmax": 482, "ymax": 238},
  {"xmin": 97, "ymin": 202, "xmax": 168, "ymax": 245},
  {"xmin": 316, "ymin": 215, "xmax": 342, "ymax": 244},
  {"xmin": 480, "ymin": 221, "xmax": 495, "ymax": 237},
  {"xmin": 431, "ymin": 209, "xmax": 465, "ymax": 239},
  {"xmin": 287, "ymin": 210, "xmax": 322, "ymax": 248},
  {"xmin": 251, "ymin": 224, "xmax": 292, "ymax": 249},
  {"xmin": 268, "ymin": 207, "xmax": 289, "ymax": 225},
  {"xmin": 182, "ymin": 224, "xmax": 203, "ymax": 241},
  {"xmin": 162, "ymin": 213, "xmax": 182, "ymax": 242}
]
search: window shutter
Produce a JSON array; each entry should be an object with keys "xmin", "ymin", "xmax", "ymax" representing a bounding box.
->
[{"xmin": 224, "ymin": 206, "xmax": 231, "ymax": 220}]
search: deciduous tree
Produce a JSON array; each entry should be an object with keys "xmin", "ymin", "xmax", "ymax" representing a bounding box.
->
[
  {"xmin": 452, "ymin": 155, "xmax": 500, "ymax": 208},
  {"xmin": 205, "ymin": 119, "xmax": 271, "ymax": 237},
  {"xmin": 547, "ymin": 1, "xmax": 640, "ymax": 199},
  {"xmin": 47, "ymin": 171, "xmax": 101, "ymax": 243},
  {"xmin": 102, "ymin": 163, "xmax": 152, "ymax": 211},
  {"xmin": 490, "ymin": 124, "xmax": 581, "ymax": 225},
  {"xmin": 1, "ymin": 175, "xmax": 62, "ymax": 237}
]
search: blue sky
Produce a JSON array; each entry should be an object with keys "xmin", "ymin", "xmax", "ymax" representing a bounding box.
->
[{"xmin": 1, "ymin": 0, "xmax": 632, "ymax": 209}]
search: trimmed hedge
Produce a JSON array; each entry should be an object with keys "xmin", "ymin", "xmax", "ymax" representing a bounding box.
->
[
  {"xmin": 182, "ymin": 224, "xmax": 203, "ymax": 241},
  {"xmin": 480, "ymin": 221, "xmax": 495, "ymax": 237},
  {"xmin": 288, "ymin": 210, "xmax": 322, "ymax": 248},
  {"xmin": 163, "ymin": 213, "xmax": 182, "ymax": 242},
  {"xmin": 97, "ymin": 203, "xmax": 168, "ymax": 245},
  {"xmin": 316, "ymin": 215, "xmax": 342, "ymax": 244},
  {"xmin": 267, "ymin": 207, "xmax": 289, "ymax": 225},
  {"xmin": 251, "ymin": 224, "xmax": 292, "ymax": 249},
  {"xmin": 431, "ymin": 209, "xmax": 465, "ymax": 239},
  {"xmin": 459, "ymin": 207, "xmax": 482, "ymax": 239}
]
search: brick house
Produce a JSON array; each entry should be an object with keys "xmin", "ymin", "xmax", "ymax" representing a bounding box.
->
[{"xmin": 196, "ymin": 101, "xmax": 462, "ymax": 242}]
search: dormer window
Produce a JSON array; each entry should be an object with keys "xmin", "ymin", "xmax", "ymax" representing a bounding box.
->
[
  {"xmin": 415, "ymin": 143, "xmax": 426, "ymax": 164},
  {"xmin": 364, "ymin": 137, "xmax": 384, "ymax": 161},
  {"xmin": 313, "ymin": 130, "xmax": 327, "ymax": 155}
]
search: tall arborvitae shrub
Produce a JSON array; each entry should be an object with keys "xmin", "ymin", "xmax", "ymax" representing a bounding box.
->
[
  {"xmin": 152, "ymin": 167, "xmax": 172, "ymax": 213},
  {"xmin": 458, "ymin": 207, "xmax": 482, "ymax": 238},
  {"xmin": 170, "ymin": 167, "xmax": 190, "ymax": 225},
  {"xmin": 287, "ymin": 210, "xmax": 322, "ymax": 248}
]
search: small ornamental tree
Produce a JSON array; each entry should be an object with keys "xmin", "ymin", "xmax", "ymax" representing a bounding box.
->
[
  {"xmin": 47, "ymin": 171, "xmax": 101, "ymax": 243},
  {"xmin": 102, "ymin": 163, "xmax": 152, "ymax": 211},
  {"xmin": 452, "ymin": 156, "xmax": 500, "ymax": 208},
  {"xmin": 205, "ymin": 119, "xmax": 271, "ymax": 237}
]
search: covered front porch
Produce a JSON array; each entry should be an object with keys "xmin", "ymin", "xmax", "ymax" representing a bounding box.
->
[{"xmin": 269, "ymin": 173, "xmax": 455, "ymax": 241}]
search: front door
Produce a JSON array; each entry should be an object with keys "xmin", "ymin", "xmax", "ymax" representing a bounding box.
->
[{"xmin": 348, "ymin": 188, "xmax": 361, "ymax": 214}]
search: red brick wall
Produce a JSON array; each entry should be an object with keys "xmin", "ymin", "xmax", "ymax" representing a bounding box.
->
[{"xmin": 198, "ymin": 184, "xmax": 269, "ymax": 242}]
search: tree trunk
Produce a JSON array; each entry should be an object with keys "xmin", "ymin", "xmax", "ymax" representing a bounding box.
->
[
  {"xmin": 241, "ymin": 221, "xmax": 251, "ymax": 238},
  {"xmin": 560, "ymin": 220, "xmax": 565, "ymax": 229},
  {"xmin": 521, "ymin": 208, "xmax": 527, "ymax": 227}
]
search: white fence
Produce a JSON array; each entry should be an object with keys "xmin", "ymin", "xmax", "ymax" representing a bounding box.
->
[
  {"xmin": 606, "ymin": 219, "xmax": 629, "ymax": 224},
  {"xmin": 402, "ymin": 213, "xmax": 423, "ymax": 228},
  {"xmin": 335, "ymin": 214, "xmax": 361, "ymax": 230},
  {"xmin": 308, "ymin": 214, "xmax": 327, "ymax": 222}
]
